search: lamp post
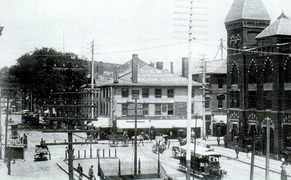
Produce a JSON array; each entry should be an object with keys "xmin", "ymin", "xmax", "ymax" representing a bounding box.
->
[{"xmin": 191, "ymin": 130, "xmax": 196, "ymax": 180}]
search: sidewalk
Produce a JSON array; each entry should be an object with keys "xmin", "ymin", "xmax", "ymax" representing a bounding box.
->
[{"xmin": 196, "ymin": 136, "xmax": 291, "ymax": 177}]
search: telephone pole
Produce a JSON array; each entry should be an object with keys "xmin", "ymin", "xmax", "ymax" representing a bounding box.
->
[
  {"xmin": 91, "ymin": 39, "xmax": 95, "ymax": 119},
  {"xmin": 186, "ymin": 1, "xmax": 194, "ymax": 179},
  {"xmin": 200, "ymin": 56, "xmax": 206, "ymax": 139},
  {"xmin": 265, "ymin": 117, "xmax": 270, "ymax": 180}
]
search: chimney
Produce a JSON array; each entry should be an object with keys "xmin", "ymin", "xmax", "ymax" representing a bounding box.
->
[
  {"xmin": 182, "ymin": 57, "xmax": 189, "ymax": 78},
  {"xmin": 97, "ymin": 61, "xmax": 104, "ymax": 75},
  {"xmin": 170, "ymin": 62, "xmax": 174, "ymax": 73},
  {"xmin": 132, "ymin": 54, "xmax": 138, "ymax": 83},
  {"xmin": 156, "ymin": 62, "xmax": 163, "ymax": 70}
]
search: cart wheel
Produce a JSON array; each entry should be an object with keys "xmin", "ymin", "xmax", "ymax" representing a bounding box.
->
[
  {"xmin": 110, "ymin": 139, "xmax": 118, "ymax": 147},
  {"xmin": 122, "ymin": 139, "xmax": 129, "ymax": 147}
]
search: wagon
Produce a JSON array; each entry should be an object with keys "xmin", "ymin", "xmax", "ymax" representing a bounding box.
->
[{"xmin": 108, "ymin": 133, "xmax": 129, "ymax": 147}]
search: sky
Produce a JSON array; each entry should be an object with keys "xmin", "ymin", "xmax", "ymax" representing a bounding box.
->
[{"xmin": 0, "ymin": 0, "xmax": 290, "ymax": 72}]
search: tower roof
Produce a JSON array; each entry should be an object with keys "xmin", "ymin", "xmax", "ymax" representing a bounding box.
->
[
  {"xmin": 225, "ymin": 0, "xmax": 271, "ymax": 23},
  {"xmin": 256, "ymin": 12, "xmax": 291, "ymax": 39}
]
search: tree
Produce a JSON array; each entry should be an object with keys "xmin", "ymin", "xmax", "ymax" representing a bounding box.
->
[{"xmin": 9, "ymin": 47, "xmax": 88, "ymax": 111}]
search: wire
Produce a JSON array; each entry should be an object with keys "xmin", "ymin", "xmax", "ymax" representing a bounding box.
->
[{"xmin": 98, "ymin": 41, "xmax": 188, "ymax": 55}]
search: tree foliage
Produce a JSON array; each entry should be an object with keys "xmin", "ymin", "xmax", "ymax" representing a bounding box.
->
[{"xmin": 9, "ymin": 47, "xmax": 88, "ymax": 110}]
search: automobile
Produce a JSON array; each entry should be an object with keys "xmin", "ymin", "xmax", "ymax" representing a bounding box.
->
[
  {"xmin": 34, "ymin": 144, "xmax": 51, "ymax": 161},
  {"xmin": 21, "ymin": 110, "xmax": 39, "ymax": 126}
]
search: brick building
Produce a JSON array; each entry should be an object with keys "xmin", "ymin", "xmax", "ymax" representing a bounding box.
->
[
  {"xmin": 83, "ymin": 54, "xmax": 203, "ymax": 139},
  {"xmin": 225, "ymin": 0, "xmax": 291, "ymax": 158},
  {"xmin": 192, "ymin": 59, "xmax": 227, "ymax": 137}
]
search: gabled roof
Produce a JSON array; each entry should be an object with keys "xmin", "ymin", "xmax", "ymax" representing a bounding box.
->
[
  {"xmin": 192, "ymin": 59, "xmax": 227, "ymax": 75},
  {"xmin": 96, "ymin": 58, "xmax": 201, "ymax": 87},
  {"xmin": 256, "ymin": 12, "xmax": 291, "ymax": 39},
  {"xmin": 225, "ymin": 0, "xmax": 270, "ymax": 23}
]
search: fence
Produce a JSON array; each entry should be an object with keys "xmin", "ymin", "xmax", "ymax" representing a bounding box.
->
[{"xmin": 65, "ymin": 148, "xmax": 117, "ymax": 160}]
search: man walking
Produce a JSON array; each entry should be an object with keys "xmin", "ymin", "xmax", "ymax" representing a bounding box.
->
[
  {"xmin": 89, "ymin": 165, "xmax": 95, "ymax": 180},
  {"xmin": 281, "ymin": 165, "xmax": 287, "ymax": 180},
  {"xmin": 217, "ymin": 137, "xmax": 220, "ymax": 146},
  {"xmin": 235, "ymin": 144, "xmax": 239, "ymax": 159},
  {"xmin": 77, "ymin": 163, "xmax": 83, "ymax": 179}
]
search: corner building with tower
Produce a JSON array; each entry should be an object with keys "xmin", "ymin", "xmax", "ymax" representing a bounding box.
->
[{"xmin": 225, "ymin": 0, "xmax": 291, "ymax": 158}]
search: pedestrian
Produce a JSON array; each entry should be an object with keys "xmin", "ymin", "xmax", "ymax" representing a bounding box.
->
[
  {"xmin": 235, "ymin": 144, "xmax": 239, "ymax": 159},
  {"xmin": 77, "ymin": 163, "xmax": 83, "ymax": 179},
  {"xmin": 281, "ymin": 165, "xmax": 287, "ymax": 180},
  {"xmin": 217, "ymin": 137, "xmax": 220, "ymax": 146},
  {"xmin": 138, "ymin": 132, "xmax": 144, "ymax": 146},
  {"xmin": 88, "ymin": 165, "xmax": 95, "ymax": 180},
  {"xmin": 207, "ymin": 129, "xmax": 210, "ymax": 139},
  {"xmin": 223, "ymin": 135, "xmax": 227, "ymax": 148}
]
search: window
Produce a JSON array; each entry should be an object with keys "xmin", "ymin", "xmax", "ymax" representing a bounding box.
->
[
  {"xmin": 248, "ymin": 92, "xmax": 257, "ymax": 109},
  {"xmin": 249, "ymin": 62, "xmax": 257, "ymax": 84},
  {"xmin": 264, "ymin": 60, "xmax": 272, "ymax": 83},
  {"xmin": 155, "ymin": 89, "xmax": 162, "ymax": 98},
  {"xmin": 205, "ymin": 97, "xmax": 210, "ymax": 108},
  {"xmin": 167, "ymin": 89, "xmax": 174, "ymax": 98},
  {"xmin": 122, "ymin": 88, "xmax": 129, "ymax": 98},
  {"xmin": 168, "ymin": 104, "xmax": 174, "ymax": 115},
  {"xmin": 231, "ymin": 64, "xmax": 238, "ymax": 85},
  {"xmin": 263, "ymin": 91, "xmax": 272, "ymax": 109},
  {"xmin": 143, "ymin": 104, "xmax": 149, "ymax": 115},
  {"xmin": 132, "ymin": 89, "xmax": 139, "ymax": 99},
  {"xmin": 142, "ymin": 88, "xmax": 149, "ymax": 98},
  {"xmin": 217, "ymin": 95, "xmax": 225, "ymax": 108},
  {"xmin": 122, "ymin": 104, "xmax": 128, "ymax": 115},
  {"xmin": 218, "ymin": 99, "xmax": 223, "ymax": 108},
  {"xmin": 155, "ymin": 104, "xmax": 161, "ymax": 115},
  {"xmin": 230, "ymin": 91, "xmax": 240, "ymax": 108},
  {"xmin": 218, "ymin": 79, "xmax": 223, "ymax": 89},
  {"xmin": 191, "ymin": 103, "xmax": 194, "ymax": 114}
]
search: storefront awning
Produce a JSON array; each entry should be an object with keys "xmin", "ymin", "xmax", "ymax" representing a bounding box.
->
[
  {"xmin": 117, "ymin": 120, "xmax": 151, "ymax": 129},
  {"xmin": 151, "ymin": 119, "xmax": 203, "ymax": 129},
  {"xmin": 87, "ymin": 117, "xmax": 111, "ymax": 128},
  {"xmin": 213, "ymin": 115, "xmax": 227, "ymax": 124}
]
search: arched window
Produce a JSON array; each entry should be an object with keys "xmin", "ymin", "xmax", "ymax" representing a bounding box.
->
[
  {"xmin": 263, "ymin": 58, "xmax": 273, "ymax": 83},
  {"xmin": 248, "ymin": 60, "xmax": 257, "ymax": 84},
  {"xmin": 230, "ymin": 63, "xmax": 239, "ymax": 85}
]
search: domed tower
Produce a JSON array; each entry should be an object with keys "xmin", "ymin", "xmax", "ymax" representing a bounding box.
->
[{"xmin": 225, "ymin": 0, "xmax": 270, "ymax": 147}]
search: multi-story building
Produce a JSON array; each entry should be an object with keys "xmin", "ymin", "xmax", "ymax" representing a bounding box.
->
[
  {"xmin": 192, "ymin": 59, "xmax": 227, "ymax": 137},
  {"xmin": 225, "ymin": 0, "xmax": 291, "ymax": 158},
  {"xmin": 83, "ymin": 54, "xmax": 203, "ymax": 139}
]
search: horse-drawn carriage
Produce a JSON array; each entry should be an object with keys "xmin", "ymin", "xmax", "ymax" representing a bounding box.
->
[{"xmin": 108, "ymin": 132, "xmax": 130, "ymax": 147}]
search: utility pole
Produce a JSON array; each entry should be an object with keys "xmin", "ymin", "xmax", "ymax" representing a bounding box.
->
[
  {"xmin": 250, "ymin": 135, "xmax": 256, "ymax": 180},
  {"xmin": 265, "ymin": 117, "xmax": 270, "ymax": 180},
  {"xmin": 200, "ymin": 56, "xmax": 206, "ymax": 139},
  {"xmin": 91, "ymin": 39, "xmax": 95, "ymax": 119},
  {"xmin": 134, "ymin": 97, "xmax": 138, "ymax": 175},
  {"xmin": 186, "ymin": 1, "xmax": 194, "ymax": 179},
  {"xmin": 220, "ymin": 38, "xmax": 223, "ymax": 60}
]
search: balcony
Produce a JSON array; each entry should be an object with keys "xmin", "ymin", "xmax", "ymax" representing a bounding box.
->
[
  {"xmin": 248, "ymin": 84, "xmax": 257, "ymax": 91},
  {"xmin": 263, "ymin": 83, "xmax": 273, "ymax": 91}
]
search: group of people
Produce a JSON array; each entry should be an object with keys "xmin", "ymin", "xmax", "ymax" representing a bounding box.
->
[{"xmin": 76, "ymin": 163, "xmax": 95, "ymax": 180}]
